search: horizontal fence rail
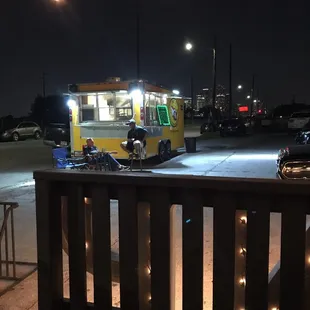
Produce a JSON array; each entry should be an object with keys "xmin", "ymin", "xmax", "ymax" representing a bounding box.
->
[{"xmin": 34, "ymin": 169, "xmax": 310, "ymax": 310}]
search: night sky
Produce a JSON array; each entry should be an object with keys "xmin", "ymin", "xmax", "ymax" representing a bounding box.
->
[{"xmin": 0, "ymin": 0, "xmax": 307, "ymax": 116}]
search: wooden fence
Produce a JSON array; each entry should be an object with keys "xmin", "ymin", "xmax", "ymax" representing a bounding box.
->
[{"xmin": 34, "ymin": 169, "xmax": 310, "ymax": 310}]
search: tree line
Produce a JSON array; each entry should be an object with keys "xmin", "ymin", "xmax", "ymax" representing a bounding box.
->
[{"xmin": 0, "ymin": 95, "xmax": 69, "ymax": 130}]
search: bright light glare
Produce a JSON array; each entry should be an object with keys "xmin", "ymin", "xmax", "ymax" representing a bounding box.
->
[
  {"xmin": 130, "ymin": 89, "xmax": 142, "ymax": 98},
  {"xmin": 172, "ymin": 89, "xmax": 180, "ymax": 95},
  {"xmin": 246, "ymin": 95, "xmax": 251, "ymax": 99},
  {"xmin": 185, "ymin": 43, "xmax": 193, "ymax": 51},
  {"xmin": 253, "ymin": 99, "xmax": 257, "ymax": 103},
  {"xmin": 67, "ymin": 99, "xmax": 77, "ymax": 108},
  {"xmin": 237, "ymin": 85, "xmax": 242, "ymax": 89},
  {"xmin": 130, "ymin": 89, "xmax": 143, "ymax": 104}
]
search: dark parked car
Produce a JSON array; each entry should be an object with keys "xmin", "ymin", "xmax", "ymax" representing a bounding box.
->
[
  {"xmin": 0, "ymin": 121, "xmax": 42, "ymax": 142},
  {"xmin": 43, "ymin": 123, "xmax": 70, "ymax": 147},
  {"xmin": 219, "ymin": 118, "xmax": 247, "ymax": 137},
  {"xmin": 295, "ymin": 120, "xmax": 310, "ymax": 145},
  {"xmin": 277, "ymin": 145, "xmax": 310, "ymax": 179}
]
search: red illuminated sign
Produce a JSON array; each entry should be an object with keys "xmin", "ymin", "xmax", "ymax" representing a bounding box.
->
[{"xmin": 238, "ymin": 106, "xmax": 249, "ymax": 112}]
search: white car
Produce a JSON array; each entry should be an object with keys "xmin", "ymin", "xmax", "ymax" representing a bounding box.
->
[{"xmin": 288, "ymin": 111, "xmax": 310, "ymax": 132}]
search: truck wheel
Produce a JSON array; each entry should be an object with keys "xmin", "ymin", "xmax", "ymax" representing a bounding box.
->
[
  {"xmin": 158, "ymin": 141, "xmax": 166, "ymax": 163},
  {"xmin": 165, "ymin": 141, "xmax": 172, "ymax": 161},
  {"xmin": 12, "ymin": 132, "xmax": 19, "ymax": 142},
  {"xmin": 34, "ymin": 131, "xmax": 41, "ymax": 139}
]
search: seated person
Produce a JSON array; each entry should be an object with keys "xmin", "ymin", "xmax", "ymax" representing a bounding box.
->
[
  {"xmin": 120, "ymin": 119, "xmax": 148, "ymax": 158},
  {"xmin": 83, "ymin": 138, "xmax": 128, "ymax": 171}
]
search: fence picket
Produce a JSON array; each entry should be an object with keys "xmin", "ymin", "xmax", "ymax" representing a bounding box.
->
[
  {"xmin": 67, "ymin": 183, "xmax": 87, "ymax": 309},
  {"xmin": 92, "ymin": 186, "xmax": 112, "ymax": 310}
]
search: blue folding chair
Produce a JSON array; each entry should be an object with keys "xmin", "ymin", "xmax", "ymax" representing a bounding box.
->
[{"xmin": 52, "ymin": 147, "xmax": 88, "ymax": 170}]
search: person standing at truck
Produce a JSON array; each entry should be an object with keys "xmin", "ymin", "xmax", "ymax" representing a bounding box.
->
[{"xmin": 120, "ymin": 119, "xmax": 148, "ymax": 158}]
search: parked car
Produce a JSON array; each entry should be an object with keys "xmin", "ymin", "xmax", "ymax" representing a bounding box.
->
[
  {"xmin": 43, "ymin": 123, "xmax": 70, "ymax": 148},
  {"xmin": 0, "ymin": 121, "xmax": 42, "ymax": 142},
  {"xmin": 277, "ymin": 145, "xmax": 310, "ymax": 179},
  {"xmin": 288, "ymin": 111, "xmax": 310, "ymax": 133},
  {"xmin": 219, "ymin": 118, "xmax": 247, "ymax": 137}
]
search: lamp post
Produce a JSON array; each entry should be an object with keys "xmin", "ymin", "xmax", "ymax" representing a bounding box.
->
[
  {"xmin": 229, "ymin": 44, "xmax": 232, "ymax": 119},
  {"xmin": 185, "ymin": 39, "xmax": 217, "ymax": 122},
  {"xmin": 136, "ymin": 0, "xmax": 140, "ymax": 80},
  {"xmin": 185, "ymin": 42, "xmax": 195, "ymax": 123},
  {"xmin": 250, "ymin": 74, "xmax": 255, "ymax": 117},
  {"xmin": 212, "ymin": 36, "xmax": 217, "ymax": 111}
]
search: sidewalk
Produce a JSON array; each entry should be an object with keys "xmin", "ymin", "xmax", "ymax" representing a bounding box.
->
[{"xmin": 152, "ymin": 133, "xmax": 270, "ymax": 177}]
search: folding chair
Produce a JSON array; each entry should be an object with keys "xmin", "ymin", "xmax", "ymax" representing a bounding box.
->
[{"xmin": 52, "ymin": 147, "xmax": 88, "ymax": 170}]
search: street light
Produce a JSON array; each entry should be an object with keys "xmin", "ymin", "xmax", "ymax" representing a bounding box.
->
[
  {"xmin": 246, "ymin": 95, "xmax": 251, "ymax": 99},
  {"xmin": 185, "ymin": 43, "xmax": 193, "ymax": 51},
  {"xmin": 237, "ymin": 85, "xmax": 243, "ymax": 90},
  {"xmin": 172, "ymin": 90, "xmax": 180, "ymax": 95}
]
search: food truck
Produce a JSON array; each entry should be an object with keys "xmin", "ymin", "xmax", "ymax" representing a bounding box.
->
[{"xmin": 66, "ymin": 78, "xmax": 184, "ymax": 162}]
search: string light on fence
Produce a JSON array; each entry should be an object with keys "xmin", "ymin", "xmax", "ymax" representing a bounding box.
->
[
  {"xmin": 240, "ymin": 216, "xmax": 247, "ymax": 224},
  {"xmin": 239, "ymin": 247, "xmax": 247, "ymax": 256},
  {"xmin": 239, "ymin": 277, "xmax": 246, "ymax": 287}
]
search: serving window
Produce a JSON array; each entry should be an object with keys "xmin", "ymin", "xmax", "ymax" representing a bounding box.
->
[{"xmin": 79, "ymin": 92, "xmax": 133, "ymax": 122}]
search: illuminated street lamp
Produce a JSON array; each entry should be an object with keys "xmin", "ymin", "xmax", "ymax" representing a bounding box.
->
[
  {"xmin": 185, "ymin": 43, "xmax": 193, "ymax": 51},
  {"xmin": 253, "ymin": 99, "xmax": 257, "ymax": 103},
  {"xmin": 237, "ymin": 84, "xmax": 243, "ymax": 90},
  {"xmin": 246, "ymin": 95, "xmax": 251, "ymax": 99},
  {"xmin": 172, "ymin": 89, "xmax": 180, "ymax": 95}
]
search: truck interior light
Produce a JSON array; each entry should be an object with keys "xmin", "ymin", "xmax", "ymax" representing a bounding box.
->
[{"xmin": 67, "ymin": 99, "xmax": 77, "ymax": 108}]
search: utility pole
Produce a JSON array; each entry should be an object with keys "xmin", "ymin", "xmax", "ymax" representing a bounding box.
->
[
  {"xmin": 250, "ymin": 74, "xmax": 255, "ymax": 116},
  {"xmin": 212, "ymin": 36, "xmax": 217, "ymax": 110},
  {"xmin": 42, "ymin": 72, "xmax": 46, "ymax": 98},
  {"xmin": 190, "ymin": 75, "xmax": 194, "ymax": 123},
  {"xmin": 228, "ymin": 44, "xmax": 232, "ymax": 119},
  {"xmin": 136, "ymin": 0, "xmax": 140, "ymax": 80}
]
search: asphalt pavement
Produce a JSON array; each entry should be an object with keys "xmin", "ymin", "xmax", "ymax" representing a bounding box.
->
[{"xmin": 0, "ymin": 131, "xmax": 296, "ymax": 309}]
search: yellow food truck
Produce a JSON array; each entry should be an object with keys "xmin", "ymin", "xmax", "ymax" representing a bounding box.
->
[{"xmin": 66, "ymin": 78, "xmax": 184, "ymax": 162}]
